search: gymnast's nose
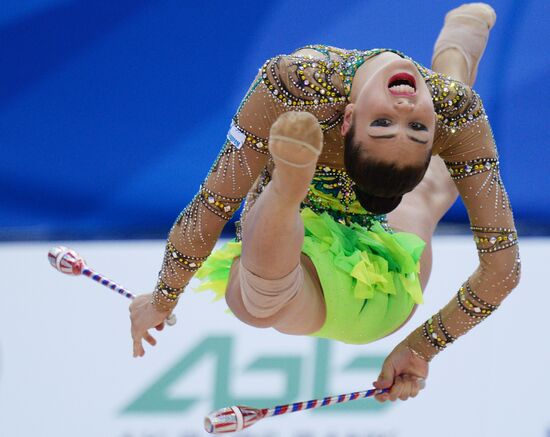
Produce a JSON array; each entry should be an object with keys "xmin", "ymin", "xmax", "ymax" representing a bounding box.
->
[{"xmin": 393, "ymin": 98, "xmax": 415, "ymax": 112}]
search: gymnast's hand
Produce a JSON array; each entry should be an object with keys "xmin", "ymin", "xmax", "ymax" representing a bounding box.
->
[
  {"xmin": 373, "ymin": 341, "xmax": 429, "ymax": 402},
  {"xmin": 129, "ymin": 293, "xmax": 170, "ymax": 357}
]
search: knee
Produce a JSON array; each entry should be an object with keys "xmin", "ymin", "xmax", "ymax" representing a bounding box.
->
[
  {"xmin": 225, "ymin": 260, "xmax": 304, "ymax": 328},
  {"xmin": 239, "ymin": 261, "xmax": 303, "ymax": 318},
  {"xmin": 225, "ymin": 270, "xmax": 274, "ymax": 329}
]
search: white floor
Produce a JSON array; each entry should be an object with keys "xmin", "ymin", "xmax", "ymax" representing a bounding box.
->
[{"xmin": 0, "ymin": 237, "xmax": 549, "ymax": 437}]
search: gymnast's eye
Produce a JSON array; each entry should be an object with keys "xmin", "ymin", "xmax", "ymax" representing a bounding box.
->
[
  {"xmin": 409, "ymin": 122, "xmax": 428, "ymax": 131},
  {"xmin": 371, "ymin": 119, "xmax": 392, "ymax": 127}
]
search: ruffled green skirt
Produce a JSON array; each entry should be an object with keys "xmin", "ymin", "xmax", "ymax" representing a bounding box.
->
[{"xmin": 195, "ymin": 207, "xmax": 425, "ymax": 344}]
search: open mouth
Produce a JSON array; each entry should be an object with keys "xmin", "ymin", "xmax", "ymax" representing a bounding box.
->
[{"xmin": 388, "ymin": 72, "xmax": 416, "ymax": 96}]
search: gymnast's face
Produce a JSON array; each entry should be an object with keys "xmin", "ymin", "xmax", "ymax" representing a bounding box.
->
[{"xmin": 341, "ymin": 57, "xmax": 436, "ymax": 167}]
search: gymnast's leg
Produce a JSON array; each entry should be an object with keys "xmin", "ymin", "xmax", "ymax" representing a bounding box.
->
[
  {"xmin": 431, "ymin": 3, "xmax": 496, "ymax": 86},
  {"xmin": 225, "ymin": 112, "xmax": 326, "ymax": 335}
]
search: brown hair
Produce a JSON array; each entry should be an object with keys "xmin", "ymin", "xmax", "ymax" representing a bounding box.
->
[{"xmin": 344, "ymin": 122, "xmax": 431, "ymax": 215}]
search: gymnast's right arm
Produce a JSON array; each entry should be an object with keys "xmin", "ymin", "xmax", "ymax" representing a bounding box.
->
[
  {"xmin": 373, "ymin": 80, "xmax": 520, "ymax": 401},
  {"xmin": 129, "ymin": 57, "xmax": 291, "ymax": 357},
  {"xmin": 403, "ymin": 81, "xmax": 521, "ymax": 362}
]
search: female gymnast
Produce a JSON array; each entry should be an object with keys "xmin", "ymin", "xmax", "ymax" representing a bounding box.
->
[{"xmin": 130, "ymin": 3, "xmax": 520, "ymax": 403}]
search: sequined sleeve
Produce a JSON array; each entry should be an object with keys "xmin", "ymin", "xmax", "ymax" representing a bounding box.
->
[
  {"xmin": 151, "ymin": 57, "xmax": 295, "ymax": 310},
  {"xmin": 405, "ymin": 77, "xmax": 521, "ymax": 361}
]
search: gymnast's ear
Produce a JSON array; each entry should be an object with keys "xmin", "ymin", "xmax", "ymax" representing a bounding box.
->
[{"xmin": 341, "ymin": 103, "xmax": 355, "ymax": 136}]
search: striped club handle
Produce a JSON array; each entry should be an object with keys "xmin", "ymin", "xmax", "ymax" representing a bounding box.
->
[
  {"xmin": 82, "ymin": 266, "xmax": 136, "ymax": 300},
  {"xmin": 263, "ymin": 387, "xmax": 389, "ymax": 417}
]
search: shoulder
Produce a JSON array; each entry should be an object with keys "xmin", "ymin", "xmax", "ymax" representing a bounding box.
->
[
  {"xmin": 425, "ymin": 73, "xmax": 486, "ymax": 132},
  {"xmin": 260, "ymin": 54, "xmax": 348, "ymax": 109}
]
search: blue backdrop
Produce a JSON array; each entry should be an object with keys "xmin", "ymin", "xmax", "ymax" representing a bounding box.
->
[{"xmin": 1, "ymin": 0, "xmax": 549, "ymax": 239}]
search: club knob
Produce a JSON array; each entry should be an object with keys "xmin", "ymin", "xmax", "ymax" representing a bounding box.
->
[
  {"xmin": 204, "ymin": 406, "xmax": 264, "ymax": 434},
  {"xmin": 48, "ymin": 246, "xmax": 85, "ymax": 275},
  {"xmin": 165, "ymin": 313, "xmax": 177, "ymax": 326}
]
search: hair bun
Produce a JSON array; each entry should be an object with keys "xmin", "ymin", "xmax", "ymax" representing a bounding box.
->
[{"xmin": 354, "ymin": 189, "xmax": 403, "ymax": 215}]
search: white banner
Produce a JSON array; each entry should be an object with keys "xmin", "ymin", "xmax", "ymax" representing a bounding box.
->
[{"xmin": 0, "ymin": 237, "xmax": 548, "ymax": 437}]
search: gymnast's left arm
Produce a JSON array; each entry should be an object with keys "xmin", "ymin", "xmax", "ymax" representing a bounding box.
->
[{"xmin": 375, "ymin": 80, "xmax": 521, "ymax": 401}]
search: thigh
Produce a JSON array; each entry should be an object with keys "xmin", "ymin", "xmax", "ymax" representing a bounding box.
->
[
  {"xmin": 388, "ymin": 202, "xmax": 435, "ymax": 293},
  {"xmin": 384, "ymin": 158, "xmax": 456, "ymax": 334},
  {"xmin": 387, "ymin": 155, "xmax": 457, "ymax": 291},
  {"xmin": 384, "ymin": 193, "xmax": 436, "ymax": 333},
  {"xmin": 225, "ymin": 254, "xmax": 326, "ymax": 335}
]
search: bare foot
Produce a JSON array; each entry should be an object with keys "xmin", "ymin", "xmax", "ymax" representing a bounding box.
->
[{"xmin": 268, "ymin": 111, "xmax": 323, "ymax": 203}]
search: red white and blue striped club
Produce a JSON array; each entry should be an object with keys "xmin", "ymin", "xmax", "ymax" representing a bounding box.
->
[
  {"xmin": 47, "ymin": 246, "xmax": 176, "ymax": 325},
  {"xmin": 204, "ymin": 387, "xmax": 391, "ymax": 434}
]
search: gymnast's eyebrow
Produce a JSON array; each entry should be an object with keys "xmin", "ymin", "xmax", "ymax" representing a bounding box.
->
[{"xmin": 368, "ymin": 134, "xmax": 429, "ymax": 145}]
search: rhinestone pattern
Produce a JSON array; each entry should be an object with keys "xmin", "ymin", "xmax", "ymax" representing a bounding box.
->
[
  {"xmin": 422, "ymin": 312, "xmax": 456, "ymax": 351},
  {"xmin": 470, "ymin": 226, "xmax": 518, "ymax": 253},
  {"xmin": 198, "ymin": 185, "xmax": 245, "ymax": 222},
  {"xmin": 445, "ymin": 156, "xmax": 511, "ymax": 222},
  {"xmin": 261, "ymin": 56, "xmax": 348, "ymax": 107},
  {"xmin": 302, "ymin": 165, "xmax": 389, "ymax": 229},
  {"xmin": 427, "ymin": 74, "xmax": 485, "ymax": 132},
  {"xmin": 166, "ymin": 240, "xmax": 207, "ymax": 272},
  {"xmin": 446, "ymin": 157, "xmax": 498, "ymax": 179}
]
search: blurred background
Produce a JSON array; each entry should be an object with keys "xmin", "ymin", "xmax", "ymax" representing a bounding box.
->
[
  {"xmin": 0, "ymin": 1, "xmax": 549, "ymax": 436},
  {"xmin": 1, "ymin": 0, "xmax": 549, "ymax": 240}
]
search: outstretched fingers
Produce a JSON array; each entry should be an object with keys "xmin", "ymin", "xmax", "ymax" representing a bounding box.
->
[
  {"xmin": 128, "ymin": 293, "xmax": 166, "ymax": 358},
  {"xmin": 132, "ymin": 331, "xmax": 157, "ymax": 357},
  {"xmin": 133, "ymin": 337, "xmax": 145, "ymax": 358},
  {"xmin": 143, "ymin": 331, "xmax": 157, "ymax": 346}
]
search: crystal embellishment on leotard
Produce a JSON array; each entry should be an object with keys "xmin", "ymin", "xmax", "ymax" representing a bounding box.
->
[
  {"xmin": 427, "ymin": 75, "xmax": 484, "ymax": 131},
  {"xmin": 445, "ymin": 157, "xmax": 510, "ymax": 219},
  {"xmin": 422, "ymin": 312, "xmax": 456, "ymax": 351},
  {"xmin": 228, "ymin": 119, "xmax": 270, "ymax": 155},
  {"xmin": 208, "ymin": 138, "xmax": 257, "ymax": 194},
  {"xmin": 301, "ymin": 165, "xmax": 389, "ymax": 230},
  {"xmin": 419, "ymin": 279, "xmax": 503, "ymax": 355},
  {"xmin": 457, "ymin": 281, "xmax": 499, "ymax": 319},
  {"xmin": 470, "ymin": 226, "xmax": 518, "ymax": 253},
  {"xmin": 445, "ymin": 157, "xmax": 498, "ymax": 179},
  {"xmin": 198, "ymin": 185, "xmax": 245, "ymax": 221},
  {"xmin": 261, "ymin": 56, "xmax": 348, "ymax": 108},
  {"xmin": 166, "ymin": 241, "xmax": 207, "ymax": 272},
  {"xmin": 156, "ymin": 277, "xmax": 185, "ymax": 301}
]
